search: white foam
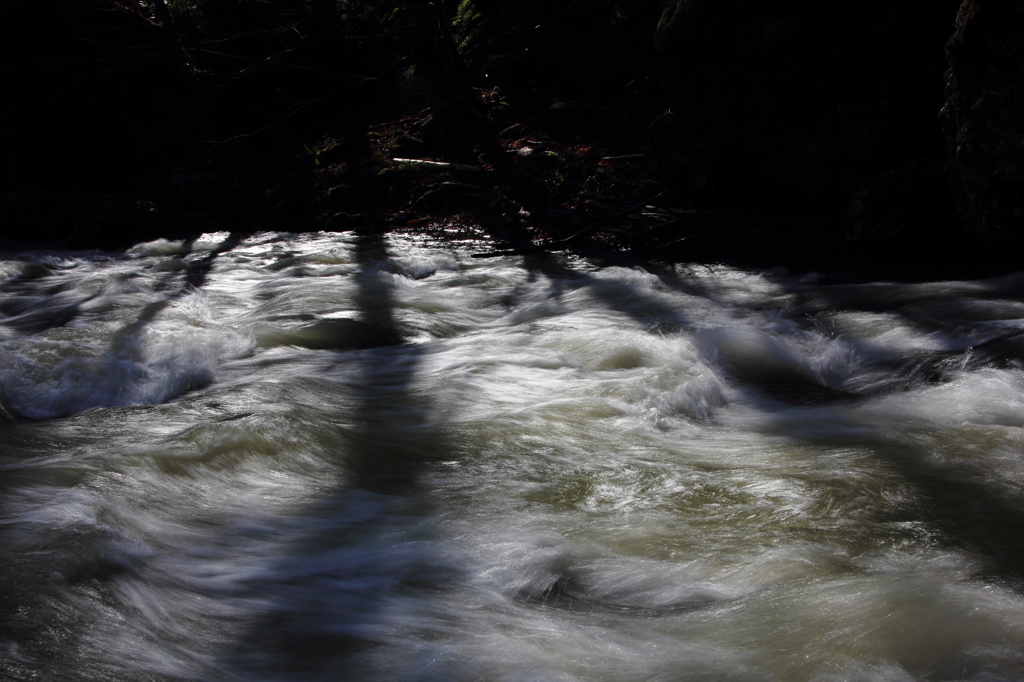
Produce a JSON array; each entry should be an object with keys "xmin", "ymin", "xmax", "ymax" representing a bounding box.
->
[
  {"xmin": 0, "ymin": 294, "xmax": 252, "ymax": 419},
  {"xmin": 191, "ymin": 231, "xmax": 233, "ymax": 251},
  {"xmin": 126, "ymin": 239, "xmax": 187, "ymax": 258},
  {"xmin": 865, "ymin": 368, "xmax": 1024, "ymax": 429}
]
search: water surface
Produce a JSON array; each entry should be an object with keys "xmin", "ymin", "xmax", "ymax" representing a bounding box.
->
[{"xmin": 2, "ymin": 231, "xmax": 1024, "ymax": 681}]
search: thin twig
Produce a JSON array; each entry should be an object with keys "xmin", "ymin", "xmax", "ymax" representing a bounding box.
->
[{"xmin": 392, "ymin": 158, "xmax": 482, "ymax": 172}]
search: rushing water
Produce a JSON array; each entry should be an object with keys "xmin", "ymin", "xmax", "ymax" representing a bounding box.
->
[{"xmin": 3, "ymin": 230, "xmax": 1024, "ymax": 682}]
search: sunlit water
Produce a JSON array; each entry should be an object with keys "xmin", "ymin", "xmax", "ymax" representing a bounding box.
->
[{"xmin": 3, "ymin": 230, "xmax": 1024, "ymax": 681}]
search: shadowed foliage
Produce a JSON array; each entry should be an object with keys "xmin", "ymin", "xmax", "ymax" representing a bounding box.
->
[{"xmin": 3, "ymin": 1, "xmax": 1021, "ymax": 277}]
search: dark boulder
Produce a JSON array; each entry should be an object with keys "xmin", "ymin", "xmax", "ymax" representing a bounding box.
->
[{"xmin": 942, "ymin": 0, "xmax": 1024, "ymax": 247}]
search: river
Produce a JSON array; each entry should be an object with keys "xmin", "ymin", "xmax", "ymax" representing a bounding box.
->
[{"xmin": 2, "ymin": 230, "xmax": 1024, "ymax": 681}]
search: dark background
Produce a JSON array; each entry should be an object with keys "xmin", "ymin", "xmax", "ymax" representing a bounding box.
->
[{"xmin": 1, "ymin": 0, "xmax": 1021, "ymax": 278}]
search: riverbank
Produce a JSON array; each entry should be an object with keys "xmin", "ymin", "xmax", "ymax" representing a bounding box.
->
[{"xmin": 2, "ymin": 1, "xmax": 1020, "ymax": 281}]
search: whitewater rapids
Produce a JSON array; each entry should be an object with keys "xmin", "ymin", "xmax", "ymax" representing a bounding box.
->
[{"xmin": 2, "ymin": 230, "xmax": 1024, "ymax": 681}]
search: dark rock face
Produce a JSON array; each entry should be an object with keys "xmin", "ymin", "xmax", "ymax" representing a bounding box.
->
[
  {"xmin": 943, "ymin": 0, "xmax": 1024, "ymax": 244},
  {"xmin": 652, "ymin": 0, "xmax": 961, "ymax": 215},
  {"xmin": 842, "ymin": 158, "xmax": 958, "ymax": 254}
]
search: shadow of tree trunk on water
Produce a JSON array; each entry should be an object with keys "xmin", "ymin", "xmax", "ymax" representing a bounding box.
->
[
  {"xmin": 346, "ymin": 229, "xmax": 438, "ymax": 493},
  {"xmin": 0, "ymin": 230, "xmax": 452, "ymax": 680},
  {"xmin": 97, "ymin": 233, "xmax": 246, "ymax": 406},
  {"xmin": 181, "ymin": 233, "xmax": 243, "ymax": 292},
  {"xmin": 520, "ymin": 253, "xmax": 1024, "ymax": 588},
  {"xmin": 869, "ymin": 441, "xmax": 1024, "ymax": 590},
  {"xmin": 0, "ymin": 234, "xmax": 254, "ymax": 681},
  {"xmin": 227, "ymin": 228, "xmax": 453, "ymax": 678}
]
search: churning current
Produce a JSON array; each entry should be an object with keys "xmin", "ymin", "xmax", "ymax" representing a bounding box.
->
[{"xmin": 3, "ymin": 230, "xmax": 1024, "ymax": 682}]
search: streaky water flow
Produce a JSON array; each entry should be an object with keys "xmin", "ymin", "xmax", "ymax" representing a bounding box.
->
[{"xmin": 3, "ymin": 230, "xmax": 1024, "ymax": 681}]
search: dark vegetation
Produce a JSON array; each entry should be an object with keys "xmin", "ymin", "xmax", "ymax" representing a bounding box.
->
[{"xmin": 1, "ymin": 0, "xmax": 1021, "ymax": 278}]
